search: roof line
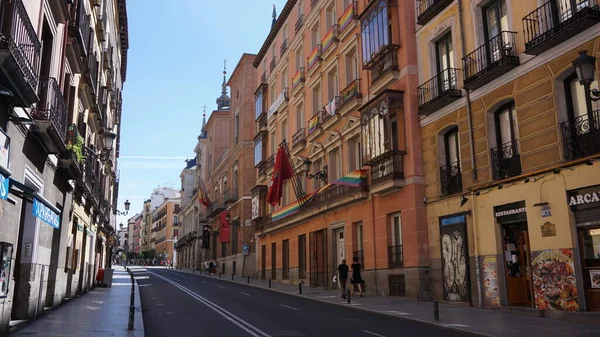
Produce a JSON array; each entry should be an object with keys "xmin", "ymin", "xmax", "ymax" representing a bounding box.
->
[{"xmin": 253, "ymin": 0, "xmax": 297, "ymax": 68}]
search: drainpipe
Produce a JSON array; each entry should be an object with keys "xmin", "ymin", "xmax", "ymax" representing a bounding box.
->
[
  {"xmin": 457, "ymin": 0, "xmax": 477, "ymax": 180},
  {"xmin": 457, "ymin": 0, "xmax": 482, "ymax": 308}
]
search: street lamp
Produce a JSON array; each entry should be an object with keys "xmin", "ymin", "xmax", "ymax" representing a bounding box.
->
[
  {"xmin": 115, "ymin": 200, "xmax": 131, "ymax": 216},
  {"xmin": 87, "ymin": 130, "xmax": 117, "ymax": 162},
  {"xmin": 303, "ymin": 158, "xmax": 328, "ymax": 183},
  {"xmin": 572, "ymin": 50, "xmax": 600, "ymax": 120}
]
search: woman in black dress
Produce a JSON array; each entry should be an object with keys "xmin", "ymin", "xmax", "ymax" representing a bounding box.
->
[{"xmin": 350, "ymin": 257, "xmax": 364, "ymax": 297}]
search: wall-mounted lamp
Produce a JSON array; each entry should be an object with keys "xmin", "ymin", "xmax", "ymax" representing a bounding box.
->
[
  {"xmin": 303, "ymin": 158, "xmax": 328, "ymax": 183},
  {"xmin": 87, "ymin": 130, "xmax": 117, "ymax": 162},
  {"xmin": 115, "ymin": 200, "xmax": 131, "ymax": 216},
  {"xmin": 573, "ymin": 50, "xmax": 600, "ymax": 101}
]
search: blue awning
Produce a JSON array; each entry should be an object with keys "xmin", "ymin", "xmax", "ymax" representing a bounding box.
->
[{"xmin": 8, "ymin": 177, "xmax": 62, "ymax": 229}]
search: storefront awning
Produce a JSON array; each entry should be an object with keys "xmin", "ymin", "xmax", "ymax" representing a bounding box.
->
[{"xmin": 8, "ymin": 178, "xmax": 61, "ymax": 229}]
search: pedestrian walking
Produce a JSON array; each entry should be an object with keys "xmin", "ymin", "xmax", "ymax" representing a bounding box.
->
[
  {"xmin": 208, "ymin": 260, "xmax": 214, "ymax": 275},
  {"xmin": 350, "ymin": 257, "xmax": 364, "ymax": 297},
  {"xmin": 335, "ymin": 259, "xmax": 349, "ymax": 299}
]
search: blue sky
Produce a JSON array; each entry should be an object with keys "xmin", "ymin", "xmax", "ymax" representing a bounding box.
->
[{"xmin": 116, "ymin": 0, "xmax": 286, "ymax": 227}]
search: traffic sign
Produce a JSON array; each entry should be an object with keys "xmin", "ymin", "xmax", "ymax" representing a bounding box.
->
[{"xmin": 242, "ymin": 243, "xmax": 250, "ymax": 256}]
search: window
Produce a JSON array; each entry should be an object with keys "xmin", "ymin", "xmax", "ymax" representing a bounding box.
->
[
  {"xmin": 233, "ymin": 167, "xmax": 238, "ymax": 191},
  {"xmin": 270, "ymin": 84, "xmax": 276, "ymax": 105},
  {"xmin": 482, "ymin": 0, "xmax": 508, "ymax": 62},
  {"xmin": 234, "ymin": 111, "xmax": 240, "ymax": 144},
  {"xmin": 326, "ymin": 4, "xmax": 336, "ymax": 28},
  {"xmin": 231, "ymin": 221, "xmax": 238, "ymax": 254},
  {"xmin": 391, "ymin": 213, "xmax": 402, "ymax": 247},
  {"xmin": 565, "ymin": 73, "xmax": 599, "ymax": 122},
  {"xmin": 327, "ymin": 68, "xmax": 338, "ymax": 101},
  {"xmin": 356, "ymin": 222, "xmax": 363, "ymax": 252},
  {"xmin": 298, "ymin": 234, "xmax": 306, "ymax": 279},
  {"xmin": 311, "ymin": 23, "xmax": 320, "ymax": 49},
  {"xmin": 312, "ymin": 158, "xmax": 323, "ymax": 191},
  {"xmin": 296, "ymin": 103, "xmax": 305, "ymax": 131},
  {"xmin": 255, "ymin": 90, "xmax": 264, "ymax": 119},
  {"xmin": 282, "ymin": 182, "xmax": 288, "ymax": 205},
  {"xmin": 445, "ymin": 127, "xmax": 460, "ymax": 168},
  {"xmin": 254, "ymin": 138, "xmax": 263, "ymax": 166},
  {"xmin": 440, "ymin": 126, "xmax": 462, "ymax": 195},
  {"xmin": 173, "ymin": 215, "xmax": 178, "ymax": 225},
  {"xmin": 208, "ymin": 154, "xmax": 212, "ymax": 174},
  {"xmin": 282, "ymin": 119, "xmax": 288, "ymax": 144},
  {"xmin": 270, "ymin": 131, "xmax": 277, "ymax": 155},
  {"xmin": 223, "ymin": 177, "xmax": 228, "ymax": 193},
  {"xmin": 328, "ymin": 148, "xmax": 341, "ymax": 181},
  {"xmin": 298, "ymin": 0, "xmax": 303, "ymax": 16},
  {"xmin": 436, "ymin": 32, "xmax": 455, "ymax": 91},
  {"xmin": 282, "ymin": 68, "xmax": 288, "ymax": 90},
  {"xmin": 312, "ymin": 84, "xmax": 321, "ymax": 115},
  {"xmin": 282, "ymin": 239, "xmax": 290, "ymax": 279},
  {"xmin": 345, "ymin": 47, "xmax": 359, "ymax": 86},
  {"xmin": 362, "ymin": 103, "xmax": 387, "ymax": 160},
  {"xmin": 348, "ymin": 136, "xmax": 362, "ymax": 172},
  {"xmin": 295, "ymin": 48, "xmax": 303, "ymax": 72},
  {"xmin": 283, "ymin": 25, "xmax": 288, "ymax": 41},
  {"xmin": 494, "ymin": 103, "xmax": 518, "ymax": 148},
  {"xmin": 361, "ymin": 0, "xmax": 391, "ymax": 66}
]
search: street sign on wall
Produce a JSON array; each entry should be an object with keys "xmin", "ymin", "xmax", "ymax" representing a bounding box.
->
[{"xmin": 242, "ymin": 243, "xmax": 250, "ymax": 256}]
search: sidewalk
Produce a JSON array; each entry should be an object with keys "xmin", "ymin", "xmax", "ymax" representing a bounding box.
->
[
  {"xmin": 175, "ymin": 268, "xmax": 597, "ymax": 337},
  {"xmin": 11, "ymin": 267, "xmax": 144, "ymax": 337}
]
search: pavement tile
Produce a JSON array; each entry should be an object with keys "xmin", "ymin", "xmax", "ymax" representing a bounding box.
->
[{"xmin": 12, "ymin": 268, "xmax": 144, "ymax": 337}]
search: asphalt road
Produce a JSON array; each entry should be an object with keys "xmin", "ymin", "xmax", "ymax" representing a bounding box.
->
[{"xmin": 136, "ymin": 268, "xmax": 469, "ymax": 337}]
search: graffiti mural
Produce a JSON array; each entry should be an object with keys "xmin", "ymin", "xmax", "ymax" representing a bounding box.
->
[
  {"xmin": 531, "ymin": 248, "xmax": 579, "ymax": 311},
  {"xmin": 441, "ymin": 228, "xmax": 469, "ymax": 301}
]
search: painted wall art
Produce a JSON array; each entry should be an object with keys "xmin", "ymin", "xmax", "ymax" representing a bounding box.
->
[{"xmin": 531, "ymin": 248, "xmax": 579, "ymax": 311}]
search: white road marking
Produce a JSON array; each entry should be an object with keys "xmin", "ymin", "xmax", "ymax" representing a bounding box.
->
[
  {"xmin": 280, "ymin": 304, "xmax": 299, "ymax": 311},
  {"xmin": 363, "ymin": 330, "xmax": 386, "ymax": 337},
  {"xmin": 149, "ymin": 271, "xmax": 271, "ymax": 337},
  {"xmin": 316, "ymin": 295, "xmax": 337, "ymax": 299},
  {"xmin": 217, "ymin": 285, "xmax": 225, "ymax": 288},
  {"xmin": 241, "ymin": 292, "xmax": 251, "ymax": 296},
  {"xmin": 385, "ymin": 310, "xmax": 411, "ymax": 315},
  {"xmin": 341, "ymin": 302, "xmax": 363, "ymax": 306}
]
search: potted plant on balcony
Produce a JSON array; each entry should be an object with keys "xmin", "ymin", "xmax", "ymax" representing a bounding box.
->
[{"xmin": 66, "ymin": 134, "xmax": 85, "ymax": 165}]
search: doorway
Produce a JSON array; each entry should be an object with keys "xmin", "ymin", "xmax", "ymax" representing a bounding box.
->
[
  {"xmin": 502, "ymin": 222, "xmax": 532, "ymax": 306},
  {"xmin": 309, "ymin": 229, "xmax": 327, "ymax": 287},
  {"xmin": 335, "ymin": 228, "xmax": 344, "ymax": 264},
  {"xmin": 261, "ymin": 245, "xmax": 266, "ymax": 280}
]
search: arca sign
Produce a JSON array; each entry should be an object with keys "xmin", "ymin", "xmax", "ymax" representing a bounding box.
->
[{"xmin": 568, "ymin": 191, "xmax": 600, "ymax": 206}]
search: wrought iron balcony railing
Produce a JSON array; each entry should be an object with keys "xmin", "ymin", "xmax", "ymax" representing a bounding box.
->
[
  {"xmin": 321, "ymin": 24, "xmax": 339, "ymax": 55},
  {"xmin": 463, "ymin": 31, "xmax": 519, "ymax": 90},
  {"xmin": 292, "ymin": 67, "xmax": 306, "ymax": 90},
  {"xmin": 491, "ymin": 140, "xmax": 522, "ymax": 180},
  {"xmin": 417, "ymin": 0, "xmax": 455, "ymax": 25},
  {"xmin": 321, "ymin": 97, "xmax": 339, "ymax": 124},
  {"xmin": 370, "ymin": 150, "xmax": 405, "ymax": 185},
  {"xmin": 280, "ymin": 38, "xmax": 288, "ymax": 55},
  {"xmin": 267, "ymin": 153, "xmax": 275, "ymax": 168},
  {"xmin": 292, "ymin": 128, "xmax": 306, "ymax": 148},
  {"xmin": 31, "ymin": 77, "xmax": 69, "ymax": 141},
  {"xmin": 224, "ymin": 189, "xmax": 239, "ymax": 203},
  {"xmin": 388, "ymin": 244, "xmax": 403, "ymax": 269},
  {"xmin": 257, "ymin": 112, "xmax": 267, "ymax": 129},
  {"xmin": 270, "ymin": 56, "xmax": 276, "ymax": 72},
  {"xmin": 0, "ymin": 0, "xmax": 41, "ymax": 101},
  {"xmin": 307, "ymin": 44, "xmax": 322, "ymax": 72},
  {"xmin": 418, "ymin": 68, "xmax": 462, "ymax": 115},
  {"xmin": 261, "ymin": 71, "xmax": 266, "ymax": 84},
  {"xmin": 440, "ymin": 163, "xmax": 462, "ymax": 195},
  {"xmin": 561, "ymin": 109, "xmax": 600, "ymax": 161},
  {"xmin": 523, "ymin": 0, "xmax": 600, "ymax": 55},
  {"xmin": 338, "ymin": 1, "xmax": 358, "ymax": 35},
  {"xmin": 370, "ymin": 45, "xmax": 399, "ymax": 85},
  {"xmin": 71, "ymin": 1, "xmax": 91, "ymax": 57},
  {"xmin": 338, "ymin": 78, "xmax": 362, "ymax": 109}
]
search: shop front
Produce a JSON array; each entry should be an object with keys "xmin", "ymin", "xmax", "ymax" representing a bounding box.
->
[{"xmin": 567, "ymin": 185, "xmax": 600, "ymax": 311}]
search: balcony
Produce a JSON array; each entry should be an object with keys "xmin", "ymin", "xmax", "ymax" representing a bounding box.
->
[
  {"xmin": 440, "ymin": 163, "xmax": 462, "ymax": 195},
  {"xmin": 370, "ymin": 45, "xmax": 400, "ymax": 88},
  {"xmin": 270, "ymin": 56, "xmax": 276, "ymax": 72},
  {"xmin": 320, "ymin": 97, "xmax": 339, "ymax": 127},
  {"xmin": 524, "ymin": 0, "xmax": 600, "ymax": 56},
  {"xmin": 338, "ymin": 78, "xmax": 363, "ymax": 115},
  {"xmin": 58, "ymin": 124, "xmax": 83, "ymax": 180},
  {"xmin": 292, "ymin": 128, "xmax": 306, "ymax": 149},
  {"xmin": 207, "ymin": 198, "xmax": 225, "ymax": 217},
  {"xmin": 280, "ymin": 38, "xmax": 288, "ymax": 55},
  {"xmin": 256, "ymin": 112, "xmax": 267, "ymax": 130},
  {"xmin": 418, "ymin": 68, "xmax": 462, "ymax": 116},
  {"xmin": 69, "ymin": 1, "xmax": 90, "ymax": 57},
  {"xmin": 295, "ymin": 14, "xmax": 304, "ymax": 33},
  {"xmin": 261, "ymin": 72, "xmax": 267, "ymax": 84},
  {"xmin": 338, "ymin": 1, "xmax": 358, "ymax": 37},
  {"xmin": 417, "ymin": 0, "xmax": 455, "ymax": 25},
  {"xmin": 292, "ymin": 67, "xmax": 305, "ymax": 91},
  {"xmin": 307, "ymin": 44, "xmax": 322, "ymax": 73},
  {"xmin": 30, "ymin": 77, "xmax": 69, "ymax": 154},
  {"xmin": 83, "ymin": 53, "xmax": 99, "ymax": 100},
  {"xmin": 388, "ymin": 244, "xmax": 403, "ymax": 269},
  {"xmin": 321, "ymin": 25, "xmax": 339, "ymax": 57},
  {"xmin": 369, "ymin": 150, "xmax": 406, "ymax": 195},
  {"xmin": 80, "ymin": 149, "xmax": 94, "ymax": 195},
  {"xmin": 561, "ymin": 109, "xmax": 600, "ymax": 161},
  {"xmin": 267, "ymin": 153, "xmax": 275, "ymax": 169},
  {"xmin": 223, "ymin": 189, "xmax": 239, "ymax": 204},
  {"xmin": 0, "ymin": 0, "xmax": 41, "ymax": 107},
  {"xmin": 491, "ymin": 140, "xmax": 522, "ymax": 180},
  {"xmin": 462, "ymin": 31, "xmax": 519, "ymax": 90}
]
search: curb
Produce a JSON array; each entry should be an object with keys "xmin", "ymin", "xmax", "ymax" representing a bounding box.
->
[{"xmin": 167, "ymin": 269, "xmax": 493, "ymax": 337}]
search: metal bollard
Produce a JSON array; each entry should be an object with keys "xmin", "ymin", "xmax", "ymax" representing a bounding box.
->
[
  {"xmin": 247, "ymin": 276, "xmax": 250, "ymax": 284},
  {"xmin": 128, "ymin": 305, "xmax": 135, "ymax": 330},
  {"xmin": 130, "ymin": 289, "xmax": 134, "ymax": 307},
  {"xmin": 219, "ymin": 273, "xmax": 222, "ymax": 279},
  {"xmin": 268, "ymin": 279, "xmax": 271, "ymax": 288},
  {"xmin": 347, "ymin": 289, "xmax": 351, "ymax": 304},
  {"xmin": 434, "ymin": 300, "xmax": 439, "ymax": 321},
  {"xmin": 299, "ymin": 283, "xmax": 302, "ymax": 294}
]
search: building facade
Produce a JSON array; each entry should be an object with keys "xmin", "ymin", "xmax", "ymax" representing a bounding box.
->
[
  {"xmin": 0, "ymin": 0, "xmax": 127, "ymax": 334},
  {"xmin": 416, "ymin": 0, "xmax": 600, "ymax": 312},
  {"xmin": 252, "ymin": 0, "xmax": 427, "ymax": 299},
  {"xmin": 153, "ymin": 198, "xmax": 180, "ymax": 265}
]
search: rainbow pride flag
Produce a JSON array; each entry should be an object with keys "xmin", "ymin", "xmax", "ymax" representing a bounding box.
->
[
  {"xmin": 292, "ymin": 70, "xmax": 303, "ymax": 89},
  {"xmin": 270, "ymin": 169, "xmax": 368, "ymax": 222},
  {"xmin": 321, "ymin": 28, "xmax": 336, "ymax": 54},
  {"xmin": 307, "ymin": 45, "xmax": 321, "ymax": 71},
  {"xmin": 307, "ymin": 114, "xmax": 319, "ymax": 134},
  {"xmin": 339, "ymin": 3, "xmax": 355, "ymax": 33}
]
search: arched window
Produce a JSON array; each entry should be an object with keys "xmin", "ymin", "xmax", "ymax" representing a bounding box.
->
[
  {"xmin": 490, "ymin": 102, "xmax": 521, "ymax": 180},
  {"xmin": 440, "ymin": 126, "xmax": 462, "ymax": 195}
]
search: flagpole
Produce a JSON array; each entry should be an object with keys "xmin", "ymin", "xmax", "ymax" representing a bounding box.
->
[{"xmin": 280, "ymin": 139, "xmax": 307, "ymax": 208}]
